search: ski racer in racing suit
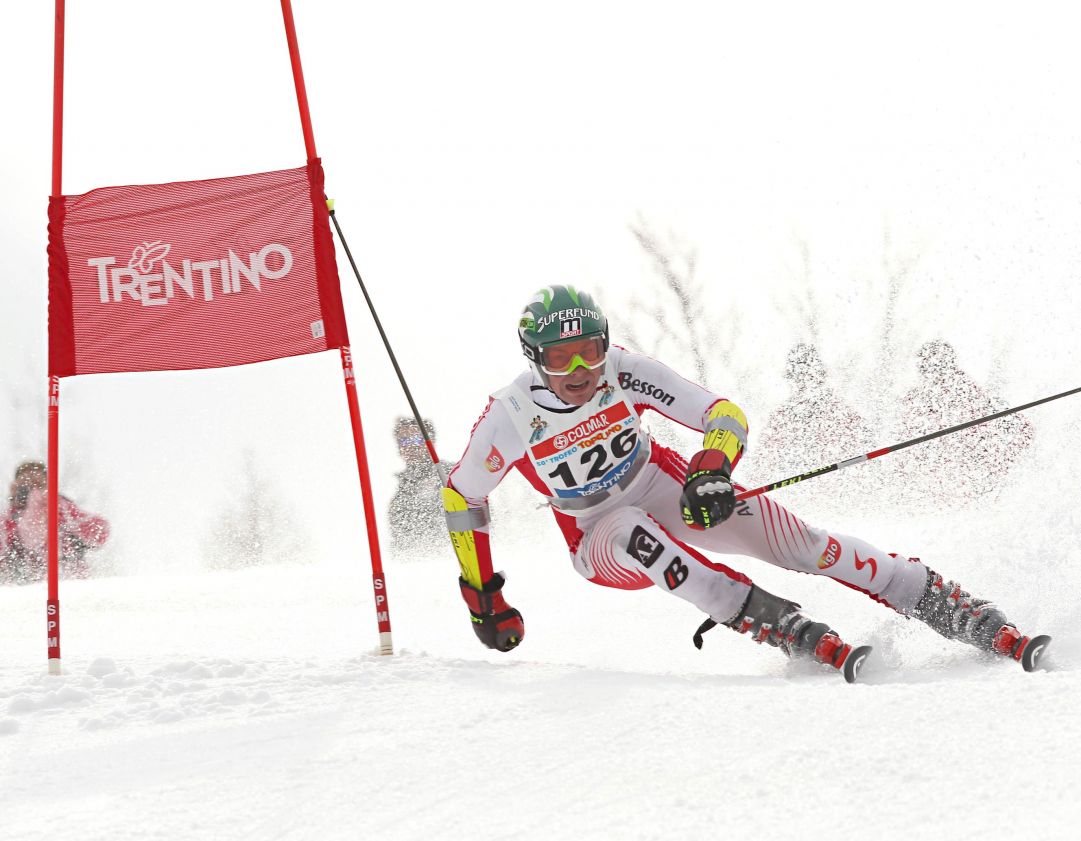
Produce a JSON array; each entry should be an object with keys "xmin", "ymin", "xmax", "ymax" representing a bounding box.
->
[{"xmin": 444, "ymin": 286, "xmax": 1046, "ymax": 678}]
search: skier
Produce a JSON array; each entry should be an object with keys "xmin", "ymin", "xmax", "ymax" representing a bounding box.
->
[
  {"xmin": 0, "ymin": 461, "xmax": 110, "ymax": 585},
  {"xmin": 442, "ymin": 286, "xmax": 1048, "ymax": 680}
]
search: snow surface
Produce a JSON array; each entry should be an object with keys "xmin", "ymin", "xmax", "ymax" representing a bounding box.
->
[{"xmin": 3, "ymin": 461, "xmax": 1080, "ymax": 841}]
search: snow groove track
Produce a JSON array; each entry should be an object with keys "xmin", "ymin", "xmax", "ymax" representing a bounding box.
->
[{"xmin": 2, "ymin": 563, "xmax": 1079, "ymax": 841}]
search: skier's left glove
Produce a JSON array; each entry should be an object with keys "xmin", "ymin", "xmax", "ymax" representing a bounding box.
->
[
  {"xmin": 459, "ymin": 571, "xmax": 525, "ymax": 652},
  {"xmin": 680, "ymin": 449, "xmax": 736, "ymax": 530}
]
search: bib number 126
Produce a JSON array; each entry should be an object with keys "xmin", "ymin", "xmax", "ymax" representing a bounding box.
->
[{"xmin": 547, "ymin": 428, "xmax": 637, "ymax": 489}]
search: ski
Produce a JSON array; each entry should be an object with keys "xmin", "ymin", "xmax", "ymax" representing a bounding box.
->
[
  {"xmin": 1018, "ymin": 634, "xmax": 1052, "ymax": 672},
  {"xmin": 841, "ymin": 645, "xmax": 873, "ymax": 683},
  {"xmin": 993, "ymin": 626, "xmax": 1052, "ymax": 673},
  {"xmin": 810, "ymin": 631, "xmax": 873, "ymax": 684}
]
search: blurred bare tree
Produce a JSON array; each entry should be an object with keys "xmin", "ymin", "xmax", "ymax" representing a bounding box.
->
[
  {"xmin": 3, "ymin": 375, "xmax": 44, "ymax": 469},
  {"xmin": 203, "ymin": 450, "xmax": 307, "ymax": 570},
  {"xmin": 617, "ymin": 215, "xmax": 746, "ymax": 390},
  {"xmin": 771, "ymin": 223, "xmax": 920, "ymax": 437},
  {"xmin": 608, "ymin": 216, "xmax": 751, "ymax": 452},
  {"xmin": 864, "ymin": 224, "xmax": 919, "ymax": 432},
  {"xmin": 775, "ymin": 237, "xmax": 823, "ymax": 349}
]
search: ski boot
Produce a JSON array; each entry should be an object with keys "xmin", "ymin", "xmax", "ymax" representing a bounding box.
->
[
  {"xmin": 912, "ymin": 568, "xmax": 1051, "ymax": 672},
  {"xmin": 693, "ymin": 585, "xmax": 872, "ymax": 684}
]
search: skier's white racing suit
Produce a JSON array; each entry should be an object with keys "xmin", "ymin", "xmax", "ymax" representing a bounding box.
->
[{"xmin": 448, "ymin": 347, "xmax": 929, "ymax": 625}]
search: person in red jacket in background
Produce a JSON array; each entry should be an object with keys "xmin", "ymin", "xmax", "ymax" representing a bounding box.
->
[{"xmin": 0, "ymin": 461, "xmax": 110, "ymax": 585}]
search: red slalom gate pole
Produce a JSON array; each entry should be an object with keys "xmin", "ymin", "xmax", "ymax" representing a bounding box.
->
[
  {"xmin": 341, "ymin": 348, "xmax": 394, "ymax": 655},
  {"xmin": 47, "ymin": 378, "xmax": 61, "ymax": 673},
  {"xmin": 52, "ymin": 0, "xmax": 65, "ymax": 196},
  {"xmin": 47, "ymin": 0, "xmax": 65, "ymax": 675},
  {"xmin": 280, "ymin": 0, "xmax": 317, "ymax": 161},
  {"xmin": 280, "ymin": 1, "xmax": 392, "ymax": 653}
]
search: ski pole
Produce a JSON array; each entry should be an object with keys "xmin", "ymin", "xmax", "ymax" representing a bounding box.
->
[
  {"xmin": 327, "ymin": 202, "xmax": 448, "ymax": 482},
  {"xmin": 327, "ymin": 204, "xmax": 489, "ymax": 590},
  {"xmin": 736, "ymin": 383, "xmax": 1081, "ymax": 502}
]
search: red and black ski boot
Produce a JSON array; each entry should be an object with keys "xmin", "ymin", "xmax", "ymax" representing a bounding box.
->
[
  {"xmin": 694, "ymin": 584, "xmax": 873, "ymax": 683},
  {"xmin": 912, "ymin": 569, "xmax": 1051, "ymax": 672}
]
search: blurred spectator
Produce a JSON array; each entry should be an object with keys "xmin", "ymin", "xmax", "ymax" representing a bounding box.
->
[
  {"xmin": 387, "ymin": 417, "xmax": 446, "ymax": 557},
  {"xmin": 755, "ymin": 343, "xmax": 876, "ymax": 482},
  {"xmin": 898, "ymin": 340, "xmax": 1034, "ymax": 503},
  {"xmin": 0, "ymin": 461, "xmax": 110, "ymax": 585}
]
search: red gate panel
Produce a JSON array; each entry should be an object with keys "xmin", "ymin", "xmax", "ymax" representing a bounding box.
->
[{"xmin": 48, "ymin": 159, "xmax": 347, "ymax": 377}]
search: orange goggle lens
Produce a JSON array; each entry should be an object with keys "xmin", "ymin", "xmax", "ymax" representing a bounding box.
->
[{"xmin": 539, "ymin": 336, "xmax": 606, "ymax": 373}]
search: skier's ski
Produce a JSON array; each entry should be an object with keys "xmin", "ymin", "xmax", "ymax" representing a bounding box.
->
[
  {"xmin": 1018, "ymin": 634, "xmax": 1052, "ymax": 672},
  {"xmin": 811, "ymin": 631, "xmax": 873, "ymax": 683},
  {"xmin": 841, "ymin": 645, "xmax": 873, "ymax": 684},
  {"xmin": 692, "ymin": 619, "xmax": 872, "ymax": 683},
  {"xmin": 994, "ymin": 626, "xmax": 1052, "ymax": 672}
]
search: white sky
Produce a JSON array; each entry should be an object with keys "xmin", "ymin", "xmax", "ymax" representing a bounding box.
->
[{"xmin": 2, "ymin": 1, "xmax": 1080, "ymax": 567}]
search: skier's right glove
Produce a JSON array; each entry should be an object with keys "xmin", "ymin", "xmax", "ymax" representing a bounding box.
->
[
  {"xmin": 680, "ymin": 449, "xmax": 736, "ymax": 530},
  {"xmin": 459, "ymin": 571, "xmax": 525, "ymax": 652}
]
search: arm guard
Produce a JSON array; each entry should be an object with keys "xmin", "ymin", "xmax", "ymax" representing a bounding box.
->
[
  {"xmin": 442, "ymin": 485, "xmax": 493, "ymax": 588},
  {"xmin": 702, "ymin": 399, "xmax": 749, "ymax": 472}
]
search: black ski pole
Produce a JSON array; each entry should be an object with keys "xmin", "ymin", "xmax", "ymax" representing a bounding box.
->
[
  {"xmin": 737, "ymin": 384, "xmax": 1081, "ymax": 502},
  {"xmin": 326, "ymin": 202, "xmax": 448, "ymax": 482}
]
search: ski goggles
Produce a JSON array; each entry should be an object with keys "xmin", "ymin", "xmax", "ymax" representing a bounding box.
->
[{"xmin": 539, "ymin": 335, "xmax": 607, "ymax": 376}]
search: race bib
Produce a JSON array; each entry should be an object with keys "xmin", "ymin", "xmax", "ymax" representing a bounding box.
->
[
  {"xmin": 523, "ymin": 399, "xmax": 642, "ymax": 499},
  {"xmin": 495, "ymin": 378, "xmax": 644, "ymax": 497}
]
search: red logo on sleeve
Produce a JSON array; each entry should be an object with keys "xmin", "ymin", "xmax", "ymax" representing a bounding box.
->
[
  {"xmin": 853, "ymin": 550, "xmax": 878, "ymax": 582},
  {"xmin": 485, "ymin": 446, "xmax": 505, "ymax": 473},
  {"xmin": 817, "ymin": 536, "xmax": 842, "ymax": 570}
]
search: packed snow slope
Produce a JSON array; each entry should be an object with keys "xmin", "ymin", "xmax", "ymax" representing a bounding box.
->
[
  {"xmin": 4, "ymin": 3, "xmax": 1081, "ymax": 839},
  {"xmin": 3, "ymin": 411, "xmax": 1080, "ymax": 841}
]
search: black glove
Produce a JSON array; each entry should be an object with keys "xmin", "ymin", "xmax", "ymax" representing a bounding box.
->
[
  {"xmin": 458, "ymin": 571, "xmax": 524, "ymax": 652},
  {"xmin": 680, "ymin": 449, "xmax": 736, "ymax": 529}
]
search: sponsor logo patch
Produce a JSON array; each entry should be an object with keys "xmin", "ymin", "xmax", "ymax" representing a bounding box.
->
[
  {"xmin": 536, "ymin": 307, "xmax": 601, "ymax": 331},
  {"xmin": 627, "ymin": 525, "xmax": 663, "ymax": 568},
  {"xmin": 664, "ymin": 557, "xmax": 689, "ymax": 590},
  {"xmin": 818, "ymin": 536, "xmax": 842, "ymax": 570},
  {"xmin": 529, "ymin": 416, "xmax": 549, "ymax": 443},
  {"xmin": 560, "ymin": 318, "xmax": 582, "ymax": 338},
  {"xmin": 88, "ymin": 240, "xmax": 294, "ymax": 308},
  {"xmin": 531, "ymin": 402, "xmax": 630, "ymax": 457},
  {"xmin": 485, "ymin": 446, "xmax": 505, "ymax": 473},
  {"xmin": 128, "ymin": 240, "xmax": 171, "ymax": 273},
  {"xmin": 853, "ymin": 549, "xmax": 878, "ymax": 582},
  {"xmin": 617, "ymin": 372, "xmax": 675, "ymax": 407}
]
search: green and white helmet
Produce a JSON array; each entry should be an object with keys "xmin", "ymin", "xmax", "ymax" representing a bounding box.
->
[{"xmin": 517, "ymin": 285, "xmax": 609, "ymax": 387}]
